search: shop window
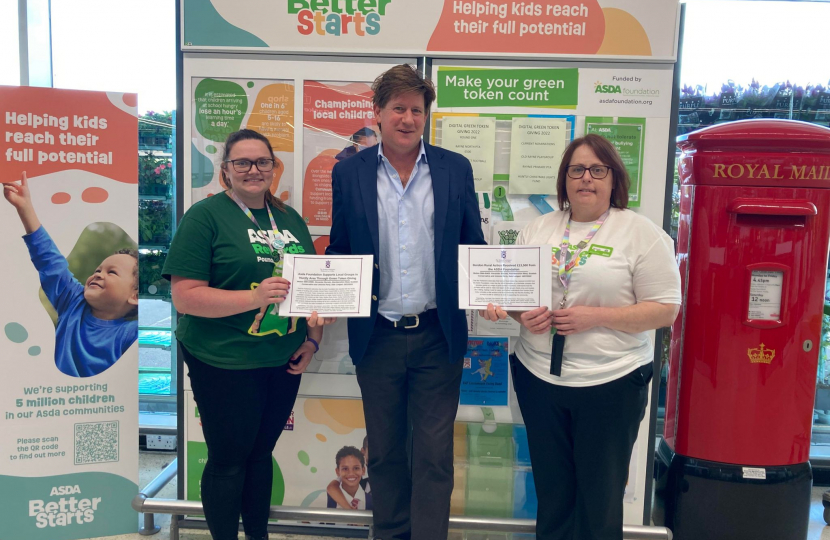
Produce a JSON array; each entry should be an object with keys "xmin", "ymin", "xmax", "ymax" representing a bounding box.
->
[
  {"xmin": 677, "ymin": 1, "xmax": 830, "ymax": 137},
  {"xmin": 138, "ymin": 111, "xmax": 176, "ymax": 410},
  {"xmin": 0, "ymin": 0, "xmax": 20, "ymax": 86}
]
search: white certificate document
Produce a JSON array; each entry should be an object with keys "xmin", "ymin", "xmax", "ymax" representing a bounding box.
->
[
  {"xmin": 458, "ymin": 245, "xmax": 552, "ymax": 311},
  {"xmin": 279, "ymin": 254, "xmax": 373, "ymax": 317}
]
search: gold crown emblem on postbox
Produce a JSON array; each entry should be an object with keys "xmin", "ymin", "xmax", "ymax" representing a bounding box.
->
[{"xmin": 748, "ymin": 343, "xmax": 775, "ymax": 364}]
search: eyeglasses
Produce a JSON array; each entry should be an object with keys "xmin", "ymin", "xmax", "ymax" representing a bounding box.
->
[
  {"xmin": 566, "ymin": 165, "xmax": 612, "ymax": 180},
  {"xmin": 224, "ymin": 158, "xmax": 276, "ymax": 173}
]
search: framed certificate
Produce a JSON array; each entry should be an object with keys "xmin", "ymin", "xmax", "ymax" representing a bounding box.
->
[
  {"xmin": 279, "ymin": 254, "xmax": 374, "ymax": 317},
  {"xmin": 458, "ymin": 245, "xmax": 552, "ymax": 310}
]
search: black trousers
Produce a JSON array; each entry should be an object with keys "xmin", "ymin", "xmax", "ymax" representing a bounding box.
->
[
  {"xmin": 356, "ymin": 313, "xmax": 463, "ymax": 540},
  {"xmin": 182, "ymin": 345, "xmax": 301, "ymax": 540},
  {"xmin": 510, "ymin": 354, "xmax": 651, "ymax": 540}
]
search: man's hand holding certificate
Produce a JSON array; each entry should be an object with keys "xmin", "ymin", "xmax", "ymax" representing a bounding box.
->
[
  {"xmin": 279, "ymin": 255, "xmax": 373, "ymax": 318},
  {"xmin": 458, "ymin": 245, "xmax": 552, "ymax": 310}
]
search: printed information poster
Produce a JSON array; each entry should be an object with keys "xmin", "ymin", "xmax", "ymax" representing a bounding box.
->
[
  {"xmin": 191, "ymin": 77, "xmax": 294, "ymax": 205},
  {"xmin": 432, "ymin": 113, "xmax": 574, "ymax": 183},
  {"xmin": 441, "ymin": 117, "xmax": 496, "ymax": 192},
  {"xmin": 585, "ymin": 117, "xmax": 646, "ymax": 206},
  {"xmin": 508, "ymin": 117, "xmax": 568, "ymax": 195},
  {"xmin": 0, "ymin": 86, "xmax": 139, "ymax": 540},
  {"xmin": 302, "ymin": 81, "xmax": 377, "ymax": 227},
  {"xmin": 461, "ymin": 337, "xmax": 509, "ymax": 406}
]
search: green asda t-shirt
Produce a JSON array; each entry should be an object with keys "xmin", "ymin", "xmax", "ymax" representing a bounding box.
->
[{"xmin": 162, "ymin": 192, "xmax": 316, "ymax": 369}]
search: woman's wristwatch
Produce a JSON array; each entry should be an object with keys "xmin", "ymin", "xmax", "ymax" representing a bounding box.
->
[{"xmin": 306, "ymin": 337, "xmax": 320, "ymax": 353}]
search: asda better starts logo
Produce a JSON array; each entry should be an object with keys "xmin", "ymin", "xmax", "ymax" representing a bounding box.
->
[
  {"xmin": 29, "ymin": 485, "xmax": 102, "ymax": 528},
  {"xmin": 289, "ymin": 0, "xmax": 392, "ymax": 36}
]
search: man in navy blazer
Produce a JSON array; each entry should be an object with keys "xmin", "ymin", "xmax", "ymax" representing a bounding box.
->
[{"xmin": 325, "ymin": 65, "xmax": 485, "ymax": 540}]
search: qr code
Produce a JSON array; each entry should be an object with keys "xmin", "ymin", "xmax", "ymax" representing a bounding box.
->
[{"xmin": 74, "ymin": 421, "xmax": 119, "ymax": 465}]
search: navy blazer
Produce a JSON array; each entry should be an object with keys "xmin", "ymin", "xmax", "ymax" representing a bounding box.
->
[{"xmin": 326, "ymin": 142, "xmax": 486, "ymax": 365}]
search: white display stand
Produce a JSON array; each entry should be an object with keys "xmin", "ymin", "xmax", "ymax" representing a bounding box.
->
[{"xmin": 177, "ymin": 0, "xmax": 681, "ymax": 532}]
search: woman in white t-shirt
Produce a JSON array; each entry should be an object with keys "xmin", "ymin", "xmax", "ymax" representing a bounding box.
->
[{"xmin": 482, "ymin": 134, "xmax": 681, "ymax": 540}]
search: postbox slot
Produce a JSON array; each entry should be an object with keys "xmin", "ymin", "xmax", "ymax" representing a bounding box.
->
[
  {"xmin": 727, "ymin": 198, "xmax": 816, "ymax": 216},
  {"xmin": 729, "ymin": 198, "xmax": 814, "ymax": 228},
  {"xmin": 735, "ymin": 214, "xmax": 806, "ymax": 228}
]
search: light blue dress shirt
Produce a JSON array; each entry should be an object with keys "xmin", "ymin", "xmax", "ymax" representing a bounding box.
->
[{"xmin": 377, "ymin": 141, "xmax": 436, "ymax": 322}]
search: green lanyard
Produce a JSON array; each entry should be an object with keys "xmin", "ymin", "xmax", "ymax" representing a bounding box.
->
[{"xmin": 228, "ymin": 191, "xmax": 285, "ymax": 275}]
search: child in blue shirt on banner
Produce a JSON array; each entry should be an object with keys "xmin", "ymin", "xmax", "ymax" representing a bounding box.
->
[{"xmin": 3, "ymin": 172, "xmax": 138, "ymax": 377}]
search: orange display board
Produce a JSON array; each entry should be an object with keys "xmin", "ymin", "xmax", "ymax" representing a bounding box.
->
[
  {"xmin": 302, "ymin": 81, "xmax": 377, "ymax": 227},
  {"xmin": 2, "ymin": 87, "xmax": 138, "ymax": 184}
]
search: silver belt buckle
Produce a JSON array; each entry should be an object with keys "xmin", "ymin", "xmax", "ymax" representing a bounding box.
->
[{"xmin": 403, "ymin": 313, "xmax": 419, "ymax": 329}]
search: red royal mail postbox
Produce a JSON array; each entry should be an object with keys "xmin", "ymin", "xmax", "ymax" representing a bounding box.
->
[{"xmin": 659, "ymin": 120, "xmax": 830, "ymax": 540}]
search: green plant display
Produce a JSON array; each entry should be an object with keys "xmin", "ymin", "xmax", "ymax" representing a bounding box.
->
[
  {"xmin": 137, "ymin": 112, "xmax": 174, "ymax": 300},
  {"xmin": 678, "ymin": 79, "xmax": 830, "ymax": 136},
  {"xmin": 139, "ymin": 152, "xmax": 173, "ymax": 196},
  {"xmin": 139, "ymin": 200, "xmax": 173, "ymax": 245},
  {"xmin": 139, "ymin": 110, "xmax": 173, "ymax": 151},
  {"xmin": 139, "ymin": 251, "xmax": 170, "ymax": 298}
]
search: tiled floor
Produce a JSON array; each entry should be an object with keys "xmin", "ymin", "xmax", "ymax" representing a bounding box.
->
[{"xmin": 93, "ymin": 451, "xmax": 830, "ymax": 540}]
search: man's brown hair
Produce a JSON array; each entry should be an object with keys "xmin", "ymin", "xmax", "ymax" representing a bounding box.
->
[
  {"xmin": 372, "ymin": 64, "xmax": 436, "ymax": 112},
  {"xmin": 556, "ymin": 134, "xmax": 630, "ymax": 211}
]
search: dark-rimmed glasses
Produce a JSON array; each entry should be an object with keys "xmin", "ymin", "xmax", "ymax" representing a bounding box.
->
[
  {"xmin": 224, "ymin": 158, "xmax": 276, "ymax": 173},
  {"xmin": 566, "ymin": 165, "xmax": 612, "ymax": 179}
]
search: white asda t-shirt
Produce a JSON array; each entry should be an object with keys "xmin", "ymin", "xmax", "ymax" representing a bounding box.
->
[{"xmin": 513, "ymin": 208, "xmax": 681, "ymax": 387}]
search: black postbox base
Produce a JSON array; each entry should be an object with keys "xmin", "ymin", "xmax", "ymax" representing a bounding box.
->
[{"xmin": 654, "ymin": 441, "xmax": 811, "ymax": 540}]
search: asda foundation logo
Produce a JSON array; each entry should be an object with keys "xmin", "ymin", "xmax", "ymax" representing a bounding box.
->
[
  {"xmin": 594, "ymin": 79, "xmax": 661, "ymax": 97},
  {"xmin": 29, "ymin": 485, "xmax": 101, "ymax": 528},
  {"xmin": 594, "ymin": 81, "xmax": 622, "ymax": 94},
  {"xmin": 289, "ymin": 0, "xmax": 392, "ymax": 36}
]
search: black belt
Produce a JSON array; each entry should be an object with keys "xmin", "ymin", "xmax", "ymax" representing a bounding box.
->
[{"xmin": 376, "ymin": 309, "xmax": 439, "ymax": 330}]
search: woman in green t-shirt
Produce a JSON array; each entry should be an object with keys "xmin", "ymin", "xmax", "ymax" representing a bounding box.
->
[{"xmin": 162, "ymin": 129, "xmax": 330, "ymax": 540}]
